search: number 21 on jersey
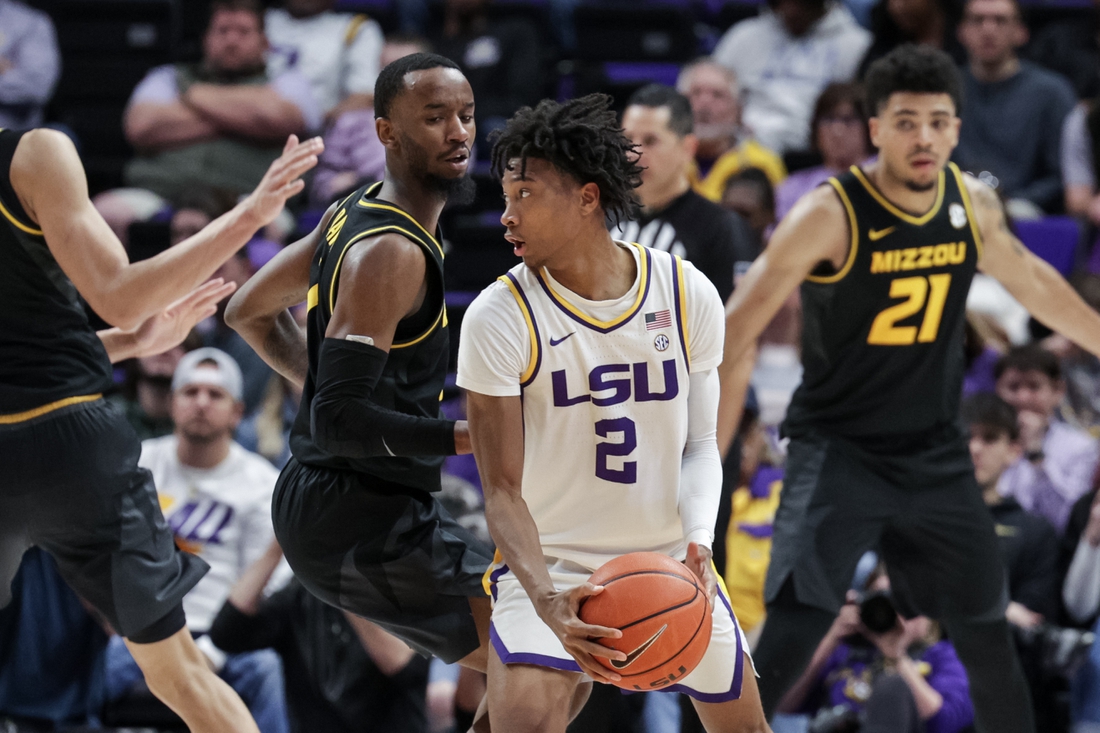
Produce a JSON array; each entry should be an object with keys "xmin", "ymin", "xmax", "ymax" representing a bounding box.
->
[{"xmin": 868, "ymin": 273, "xmax": 951, "ymax": 346}]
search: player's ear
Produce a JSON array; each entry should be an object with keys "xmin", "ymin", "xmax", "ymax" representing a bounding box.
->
[
  {"xmin": 376, "ymin": 117, "xmax": 397, "ymax": 150},
  {"xmin": 868, "ymin": 116, "xmax": 881, "ymax": 149},
  {"xmin": 578, "ymin": 182, "xmax": 602, "ymax": 215},
  {"xmin": 682, "ymin": 133, "xmax": 698, "ymax": 160}
]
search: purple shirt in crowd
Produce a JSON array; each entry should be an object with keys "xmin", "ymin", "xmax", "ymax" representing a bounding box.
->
[
  {"xmin": 310, "ymin": 108, "xmax": 386, "ymax": 207},
  {"xmin": 809, "ymin": 640, "xmax": 974, "ymax": 733},
  {"xmin": 0, "ymin": 0, "xmax": 60, "ymax": 129},
  {"xmin": 998, "ymin": 420, "xmax": 1100, "ymax": 532}
]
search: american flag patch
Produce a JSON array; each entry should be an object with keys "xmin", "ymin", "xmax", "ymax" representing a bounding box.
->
[{"xmin": 645, "ymin": 310, "xmax": 672, "ymax": 330}]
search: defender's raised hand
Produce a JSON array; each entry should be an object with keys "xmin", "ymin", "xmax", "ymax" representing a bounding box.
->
[{"xmin": 241, "ymin": 135, "xmax": 324, "ymax": 227}]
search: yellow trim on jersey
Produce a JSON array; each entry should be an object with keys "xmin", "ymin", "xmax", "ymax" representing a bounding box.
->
[
  {"xmin": 327, "ymin": 225, "xmax": 435, "ymax": 314},
  {"xmin": 951, "ymin": 162, "xmax": 985, "ymax": 261},
  {"xmin": 482, "ymin": 549, "xmax": 504, "ymax": 596},
  {"xmin": 851, "ymin": 165, "xmax": 945, "ymax": 226},
  {"xmin": 391, "ymin": 305, "xmax": 444, "ymax": 349},
  {"xmin": 0, "ymin": 195, "xmax": 42, "ymax": 236},
  {"xmin": 498, "ymin": 275, "xmax": 540, "ymax": 384},
  {"xmin": 539, "ymin": 241, "xmax": 649, "ymax": 330},
  {"xmin": 306, "ymin": 283, "xmax": 319, "ymax": 311},
  {"xmin": 356, "ymin": 199, "xmax": 444, "ymax": 259},
  {"xmin": 674, "ymin": 255, "xmax": 691, "ymax": 369},
  {"xmin": 0, "ymin": 393, "xmax": 101, "ymax": 425},
  {"xmin": 807, "ymin": 179, "xmax": 860, "ymax": 284},
  {"xmin": 344, "ymin": 14, "xmax": 367, "ymax": 45}
]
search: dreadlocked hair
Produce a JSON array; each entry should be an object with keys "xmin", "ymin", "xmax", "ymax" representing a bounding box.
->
[{"xmin": 490, "ymin": 93, "xmax": 642, "ymax": 226}]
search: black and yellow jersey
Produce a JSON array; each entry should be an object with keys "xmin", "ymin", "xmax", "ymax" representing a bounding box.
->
[
  {"xmin": 0, "ymin": 129, "xmax": 113, "ymax": 419},
  {"xmin": 290, "ymin": 182, "xmax": 451, "ymax": 491},
  {"xmin": 784, "ymin": 162, "xmax": 982, "ymax": 439}
]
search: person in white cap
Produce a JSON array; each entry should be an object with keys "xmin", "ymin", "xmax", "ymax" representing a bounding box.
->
[{"xmin": 104, "ymin": 347, "xmax": 290, "ymax": 733}]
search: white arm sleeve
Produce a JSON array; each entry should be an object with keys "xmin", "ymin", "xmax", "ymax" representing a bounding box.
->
[
  {"xmin": 1064, "ymin": 538, "xmax": 1100, "ymax": 624},
  {"xmin": 456, "ymin": 281, "xmax": 531, "ymax": 397},
  {"xmin": 679, "ymin": 368, "xmax": 723, "ymax": 549},
  {"xmin": 683, "ymin": 260, "xmax": 725, "ymax": 374}
]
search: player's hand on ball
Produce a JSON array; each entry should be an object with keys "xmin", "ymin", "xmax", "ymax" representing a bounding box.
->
[
  {"xmin": 243, "ymin": 135, "xmax": 324, "ymax": 227},
  {"xmin": 684, "ymin": 542, "xmax": 718, "ymax": 603},
  {"xmin": 539, "ymin": 582, "xmax": 626, "ymax": 684}
]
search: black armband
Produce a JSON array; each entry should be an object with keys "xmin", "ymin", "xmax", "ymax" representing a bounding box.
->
[{"xmin": 310, "ymin": 337, "xmax": 456, "ymax": 458}]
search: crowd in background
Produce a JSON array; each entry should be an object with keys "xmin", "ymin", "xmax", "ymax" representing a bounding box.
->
[{"xmin": 7, "ymin": 0, "xmax": 1100, "ymax": 730}]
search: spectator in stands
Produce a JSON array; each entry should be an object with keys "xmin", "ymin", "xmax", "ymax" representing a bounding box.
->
[
  {"xmin": 996, "ymin": 344, "xmax": 1100, "ymax": 532},
  {"xmin": 858, "ymin": 0, "xmax": 966, "ymax": 76},
  {"xmin": 775, "ymin": 82, "xmax": 872, "ymax": 222},
  {"xmin": 1060, "ymin": 481, "xmax": 1100, "ymax": 732},
  {"xmin": 1060, "ymin": 100, "xmax": 1100, "ymax": 227},
  {"xmin": 430, "ymin": 0, "xmax": 543, "ymax": 157},
  {"xmin": 210, "ymin": 540, "xmax": 430, "ymax": 733},
  {"xmin": 964, "ymin": 311, "xmax": 1009, "ymax": 396},
  {"xmin": 95, "ymin": 0, "xmax": 321, "ymax": 243},
  {"xmin": 954, "ymin": 0, "xmax": 1075, "ymax": 217},
  {"xmin": 309, "ymin": 35, "xmax": 432, "ymax": 207},
  {"xmin": 615, "ymin": 84, "xmax": 757, "ymax": 303},
  {"xmin": 105, "ymin": 348, "xmax": 289, "ymax": 733},
  {"xmin": 776, "ymin": 566, "xmax": 974, "ymax": 733},
  {"xmin": 712, "ymin": 0, "xmax": 871, "ymax": 154},
  {"xmin": 0, "ymin": 548, "xmax": 109, "ymax": 729},
  {"xmin": 675, "ymin": 59, "xmax": 787, "ymax": 202},
  {"xmin": 266, "ymin": 0, "xmax": 383, "ymax": 124},
  {"xmin": 110, "ymin": 333, "xmax": 202, "ymax": 441},
  {"xmin": 0, "ymin": 0, "xmax": 59, "ymax": 131},
  {"xmin": 965, "ymin": 393, "xmax": 1060, "ymax": 625},
  {"xmin": 1027, "ymin": 0, "xmax": 1100, "ymax": 100},
  {"xmin": 721, "ymin": 167, "xmax": 777, "ymax": 251}
]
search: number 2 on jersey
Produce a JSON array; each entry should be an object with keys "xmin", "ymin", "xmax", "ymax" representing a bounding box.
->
[
  {"xmin": 867, "ymin": 273, "xmax": 951, "ymax": 346},
  {"xmin": 595, "ymin": 417, "xmax": 637, "ymax": 484}
]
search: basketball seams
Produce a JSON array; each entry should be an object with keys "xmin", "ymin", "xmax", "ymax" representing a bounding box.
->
[{"xmin": 626, "ymin": 595, "xmax": 713, "ymax": 679}]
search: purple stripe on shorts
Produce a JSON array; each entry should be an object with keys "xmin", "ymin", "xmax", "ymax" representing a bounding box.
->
[
  {"xmin": 490, "ymin": 622, "xmax": 582, "ymax": 673},
  {"xmin": 659, "ymin": 586, "xmax": 746, "ymax": 703},
  {"xmin": 488, "ymin": 563, "xmax": 510, "ymax": 602}
]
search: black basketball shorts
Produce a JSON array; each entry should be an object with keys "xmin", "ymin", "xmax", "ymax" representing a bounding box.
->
[
  {"xmin": 273, "ymin": 457, "xmax": 494, "ymax": 663},
  {"xmin": 766, "ymin": 425, "xmax": 1008, "ymax": 623},
  {"xmin": 0, "ymin": 398, "xmax": 207, "ymax": 641}
]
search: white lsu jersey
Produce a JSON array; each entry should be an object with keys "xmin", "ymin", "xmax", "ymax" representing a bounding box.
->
[{"xmin": 457, "ymin": 242, "xmax": 724, "ymax": 568}]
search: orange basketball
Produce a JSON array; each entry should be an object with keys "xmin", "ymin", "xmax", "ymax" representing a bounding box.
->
[{"xmin": 579, "ymin": 552, "xmax": 712, "ymax": 691}]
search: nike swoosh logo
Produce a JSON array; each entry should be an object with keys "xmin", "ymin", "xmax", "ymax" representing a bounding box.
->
[
  {"xmin": 868, "ymin": 226, "xmax": 896, "ymax": 241},
  {"xmin": 610, "ymin": 624, "xmax": 668, "ymax": 670},
  {"xmin": 549, "ymin": 332, "xmax": 576, "ymax": 346}
]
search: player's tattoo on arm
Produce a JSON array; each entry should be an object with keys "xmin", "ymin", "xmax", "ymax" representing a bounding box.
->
[
  {"xmin": 972, "ymin": 180, "xmax": 1028, "ymax": 257},
  {"xmin": 263, "ymin": 312, "xmax": 308, "ymax": 385}
]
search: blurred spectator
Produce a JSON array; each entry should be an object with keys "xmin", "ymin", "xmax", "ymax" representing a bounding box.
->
[
  {"xmin": 614, "ymin": 84, "xmax": 756, "ymax": 303},
  {"xmin": 858, "ymin": 0, "xmax": 966, "ymax": 76},
  {"xmin": 722, "ymin": 167, "xmax": 777, "ymax": 251},
  {"xmin": 775, "ymin": 83, "xmax": 872, "ymax": 222},
  {"xmin": 776, "ymin": 567, "xmax": 974, "ymax": 733},
  {"xmin": 1040, "ymin": 278, "xmax": 1100, "ymax": 433},
  {"xmin": 105, "ymin": 348, "xmax": 289, "ymax": 733},
  {"xmin": 309, "ymin": 34, "xmax": 432, "ymax": 207},
  {"xmin": 1061, "ymin": 482, "xmax": 1100, "ymax": 732},
  {"xmin": 954, "ymin": 0, "xmax": 1075, "ymax": 217},
  {"xmin": 237, "ymin": 374, "xmax": 303, "ymax": 468},
  {"xmin": 0, "ymin": 0, "xmax": 60, "ymax": 130},
  {"xmin": 204, "ymin": 249, "xmax": 275, "ymax": 417},
  {"xmin": 210, "ymin": 540, "xmax": 430, "ymax": 733},
  {"xmin": 1027, "ymin": 0, "xmax": 1100, "ymax": 100},
  {"xmin": 719, "ymin": 392, "xmax": 783, "ymax": 640},
  {"xmin": 95, "ymin": 0, "xmax": 320, "ymax": 243},
  {"xmin": 430, "ymin": 0, "xmax": 543, "ymax": 156},
  {"xmin": 1060, "ymin": 101, "xmax": 1100, "ymax": 228},
  {"xmin": 712, "ymin": 0, "xmax": 871, "ymax": 154},
  {"xmin": 676, "ymin": 59, "xmax": 787, "ymax": 202},
  {"xmin": 996, "ymin": 344, "xmax": 1100, "ymax": 532},
  {"xmin": 0, "ymin": 548, "xmax": 109, "ymax": 729},
  {"xmin": 965, "ymin": 393, "xmax": 1060, "ymax": 625},
  {"xmin": 109, "ymin": 330, "xmax": 203, "ymax": 441},
  {"xmin": 266, "ymin": 0, "xmax": 383, "ymax": 123}
]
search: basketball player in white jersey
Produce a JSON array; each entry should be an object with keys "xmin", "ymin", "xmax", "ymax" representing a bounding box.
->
[{"xmin": 457, "ymin": 94, "xmax": 770, "ymax": 732}]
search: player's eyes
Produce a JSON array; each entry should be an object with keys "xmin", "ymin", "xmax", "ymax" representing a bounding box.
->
[
  {"xmin": 520, "ymin": 190, "xmax": 531, "ymax": 198},
  {"xmin": 461, "ymin": 116, "xmax": 474, "ymax": 123}
]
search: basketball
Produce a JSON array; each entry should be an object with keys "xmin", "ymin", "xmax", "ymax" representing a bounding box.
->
[{"xmin": 578, "ymin": 552, "xmax": 712, "ymax": 691}]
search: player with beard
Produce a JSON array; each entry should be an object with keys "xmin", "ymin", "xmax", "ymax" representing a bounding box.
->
[
  {"xmin": 225, "ymin": 52, "xmax": 493, "ymax": 714},
  {"xmin": 719, "ymin": 44, "xmax": 1100, "ymax": 733}
]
